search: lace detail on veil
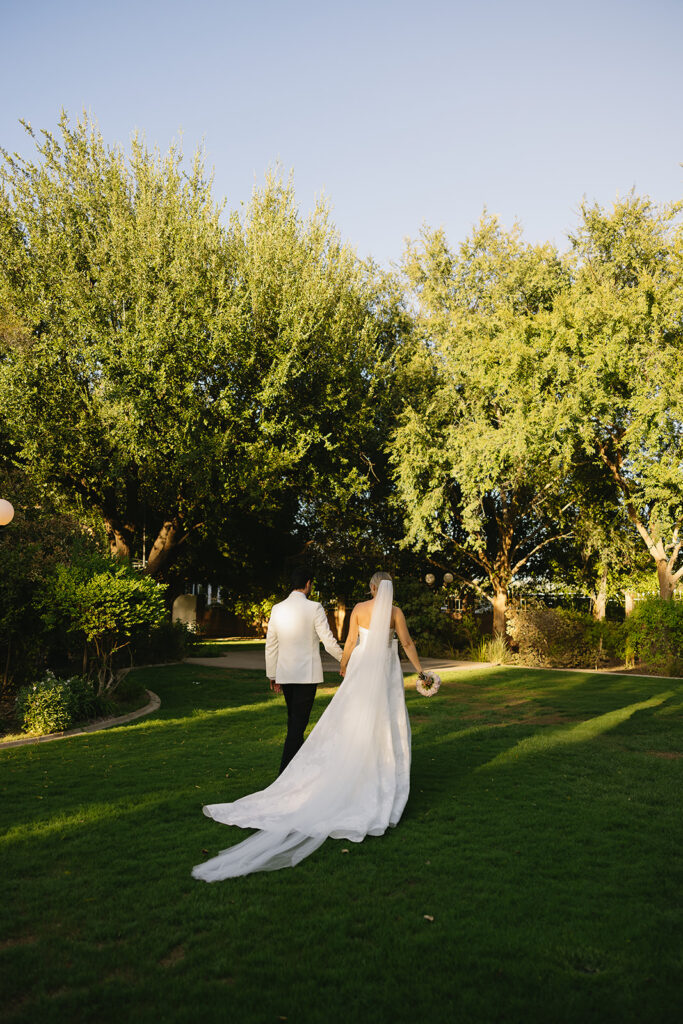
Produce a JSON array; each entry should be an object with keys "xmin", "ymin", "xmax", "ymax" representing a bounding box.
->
[{"xmin": 192, "ymin": 581, "xmax": 410, "ymax": 881}]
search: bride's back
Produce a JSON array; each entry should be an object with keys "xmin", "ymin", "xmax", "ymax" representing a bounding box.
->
[{"xmin": 354, "ymin": 598, "xmax": 398, "ymax": 632}]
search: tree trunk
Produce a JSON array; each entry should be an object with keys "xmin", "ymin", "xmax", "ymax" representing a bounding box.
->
[
  {"xmin": 104, "ymin": 519, "xmax": 132, "ymax": 561},
  {"xmin": 492, "ymin": 589, "xmax": 507, "ymax": 636},
  {"xmin": 657, "ymin": 559, "xmax": 675, "ymax": 600},
  {"xmin": 591, "ymin": 566, "xmax": 608, "ymax": 621},
  {"xmin": 333, "ymin": 600, "xmax": 347, "ymax": 642},
  {"xmin": 145, "ymin": 518, "xmax": 184, "ymax": 579},
  {"xmin": 624, "ymin": 591, "xmax": 635, "ymax": 617}
]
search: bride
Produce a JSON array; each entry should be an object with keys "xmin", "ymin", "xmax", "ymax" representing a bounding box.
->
[{"xmin": 192, "ymin": 572, "xmax": 426, "ymax": 881}]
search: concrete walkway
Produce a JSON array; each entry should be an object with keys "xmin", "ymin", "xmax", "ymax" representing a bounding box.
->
[
  {"xmin": 184, "ymin": 651, "xmax": 487, "ymax": 674},
  {"xmin": 184, "ymin": 652, "xmax": 678, "ymax": 681}
]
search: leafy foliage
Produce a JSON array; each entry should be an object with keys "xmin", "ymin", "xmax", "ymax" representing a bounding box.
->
[
  {"xmin": 623, "ymin": 599, "xmax": 683, "ymax": 675},
  {"xmin": 0, "ymin": 465, "xmax": 102, "ymax": 690},
  {"xmin": 558, "ymin": 194, "xmax": 683, "ymax": 599},
  {"xmin": 228, "ymin": 593, "xmax": 280, "ymax": 637},
  {"xmin": 506, "ymin": 604, "xmax": 623, "ymax": 669},
  {"xmin": 42, "ymin": 556, "xmax": 168, "ymax": 694},
  {"xmin": 129, "ymin": 619, "xmax": 193, "ymax": 665},
  {"xmin": 2, "ymin": 112, "xmax": 683, "ymax": 664},
  {"xmin": 15, "ymin": 671, "xmax": 107, "ymax": 735},
  {"xmin": 393, "ymin": 578, "xmax": 475, "ymax": 655},
  {"xmin": 393, "ymin": 215, "xmax": 572, "ymax": 632},
  {"xmin": 0, "ymin": 115, "xmax": 398, "ymax": 592}
]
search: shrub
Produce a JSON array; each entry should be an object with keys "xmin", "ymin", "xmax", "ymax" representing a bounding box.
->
[
  {"xmin": 393, "ymin": 579, "xmax": 475, "ymax": 656},
  {"xmin": 230, "ymin": 594, "xmax": 279, "ymax": 636},
  {"xmin": 506, "ymin": 604, "xmax": 623, "ymax": 669},
  {"xmin": 42, "ymin": 558, "xmax": 168, "ymax": 694},
  {"xmin": 624, "ymin": 599, "xmax": 683, "ymax": 675},
  {"xmin": 0, "ymin": 469, "xmax": 101, "ymax": 692},
  {"xmin": 129, "ymin": 619, "xmax": 192, "ymax": 665},
  {"xmin": 15, "ymin": 671, "xmax": 107, "ymax": 735}
]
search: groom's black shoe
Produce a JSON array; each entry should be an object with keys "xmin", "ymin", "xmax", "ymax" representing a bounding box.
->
[{"xmin": 279, "ymin": 684, "xmax": 317, "ymax": 774}]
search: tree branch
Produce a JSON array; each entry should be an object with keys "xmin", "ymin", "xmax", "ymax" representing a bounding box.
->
[
  {"xmin": 511, "ymin": 531, "xmax": 574, "ymax": 576},
  {"xmin": 445, "ymin": 571, "xmax": 494, "ymax": 606},
  {"xmin": 436, "ymin": 529, "xmax": 493, "ymax": 577}
]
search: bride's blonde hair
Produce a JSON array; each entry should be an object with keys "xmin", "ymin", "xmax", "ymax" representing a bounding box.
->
[{"xmin": 370, "ymin": 571, "xmax": 392, "ymax": 590}]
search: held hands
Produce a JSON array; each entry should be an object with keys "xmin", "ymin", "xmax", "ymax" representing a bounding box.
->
[{"xmin": 269, "ymin": 679, "xmax": 282, "ymax": 694}]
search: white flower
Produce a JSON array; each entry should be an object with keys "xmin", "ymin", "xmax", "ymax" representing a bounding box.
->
[{"xmin": 416, "ymin": 672, "xmax": 441, "ymax": 697}]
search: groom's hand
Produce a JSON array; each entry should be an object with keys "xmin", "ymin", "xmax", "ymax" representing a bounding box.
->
[{"xmin": 269, "ymin": 679, "xmax": 282, "ymax": 694}]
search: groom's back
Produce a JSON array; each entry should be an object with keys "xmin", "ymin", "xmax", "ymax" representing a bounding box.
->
[
  {"xmin": 266, "ymin": 591, "xmax": 320, "ymax": 684},
  {"xmin": 271, "ymin": 592, "xmax": 316, "ymax": 641}
]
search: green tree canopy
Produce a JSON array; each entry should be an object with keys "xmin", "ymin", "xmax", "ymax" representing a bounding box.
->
[
  {"xmin": 393, "ymin": 215, "xmax": 572, "ymax": 633},
  {"xmin": 0, "ymin": 114, "xmax": 397, "ymax": 590},
  {"xmin": 558, "ymin": 194, "xmax": 683, "ymax": 599}
]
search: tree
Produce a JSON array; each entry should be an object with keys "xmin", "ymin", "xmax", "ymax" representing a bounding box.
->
[
  {"xmin": 554, "ymin": 496, "xmax": 643, "ymax": 620},
  {"xmin": 558, "ymin": 194, "xmax": 683, "ymax": 599},
  {"xmin": 43, "ymin": 558, "xmax": 167, "ymax": 694},
  {"xmin": 392, "ymin": 215, "xmax": 572, "ymax": 635},
  {"xmin": 0, "ymin": 114, "xmax": 396, "ymax": 589}
]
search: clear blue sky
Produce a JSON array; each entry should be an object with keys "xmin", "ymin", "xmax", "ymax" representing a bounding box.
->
[{"xmin": 2, "ymin": 0, "xmax": 681, "ymax": 266}]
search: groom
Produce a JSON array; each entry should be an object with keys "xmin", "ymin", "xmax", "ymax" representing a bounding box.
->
[{"xmin": 265, "ymin": 568, "xmax": 343, "ymax": 774}]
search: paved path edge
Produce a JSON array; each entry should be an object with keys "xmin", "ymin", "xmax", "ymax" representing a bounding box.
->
[{"xmin": 0, "ymin": 690, "xmax": 161, "ymax": 750}]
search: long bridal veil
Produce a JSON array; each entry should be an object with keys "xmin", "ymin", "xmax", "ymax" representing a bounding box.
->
[{"xmin": 192, "ymin": 579, "xmax": 410, "ymax": 881}]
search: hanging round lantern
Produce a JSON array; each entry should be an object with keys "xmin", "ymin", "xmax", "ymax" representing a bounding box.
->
[
  {"xmin": 443, "ymin": 572, "xmax": 454, "ymax": 585},
  {"xmin": 425, "ymin": 573, "xmax": 436, "ymax": 586},
  {"xmin": 0, "ymin": 499, "xmax": 14, "ymax": 526}
]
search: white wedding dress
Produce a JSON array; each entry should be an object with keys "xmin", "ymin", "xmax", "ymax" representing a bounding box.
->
[{"xmin": 192, "ymin": 580, "xmax": 411, "ymax": 881}]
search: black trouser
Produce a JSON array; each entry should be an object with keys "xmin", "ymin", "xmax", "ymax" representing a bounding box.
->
[{"xmin": 279, "ymin": 683, "xmax": 317, "ymax": 775}]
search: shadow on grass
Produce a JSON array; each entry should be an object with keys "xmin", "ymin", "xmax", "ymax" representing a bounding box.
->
[
  {"xmin": 3, "ymin": 665, "xmax": 679, "ymax": 855},
  {"xmin": 480, "ymin": 692, "xmax": 674, "ymax": 770},
  {"xmin": 2, "ymin": 664, "xmax": 682, "ymax": 1024}
]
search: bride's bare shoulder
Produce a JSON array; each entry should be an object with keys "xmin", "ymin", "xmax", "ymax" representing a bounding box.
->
[{"xmin": 352, "ymin": 599, "xmax": 374, "ymax": 628}]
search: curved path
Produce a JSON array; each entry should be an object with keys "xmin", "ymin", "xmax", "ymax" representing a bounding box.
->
[
  {"xmin": 0, "ymin": 690, "xmax": 160, "ymax": 750},
  {"xmin": 184, "ymin": 651, "xmax": 486, "ymax": 674}
]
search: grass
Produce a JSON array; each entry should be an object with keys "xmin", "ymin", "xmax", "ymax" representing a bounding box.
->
[
  {"xmin": 189, "ymin": 637, "xmax": 266, "ymax": 657},
  {"xmin": 1, "ymin": 664, "xmax": 681, "ymax": 1024}
]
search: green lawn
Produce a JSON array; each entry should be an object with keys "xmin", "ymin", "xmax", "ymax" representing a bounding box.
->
[
  {"xmin": 1, "ymin": 665, "xmax": 681, "ymax": 1024},
  {"xmin": 190, "ymin": 637, "xmax": 266, "ymax": 656}
]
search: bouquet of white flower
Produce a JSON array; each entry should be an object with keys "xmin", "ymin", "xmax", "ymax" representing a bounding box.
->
[{"xmin": 416, "ymin": 671, "xmax": 441, "ymax": 697}]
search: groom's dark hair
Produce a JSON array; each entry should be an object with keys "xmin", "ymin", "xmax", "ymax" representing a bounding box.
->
[{"xmin": 290, "ymin": 567, "xmax": 312, "ymax": 591}]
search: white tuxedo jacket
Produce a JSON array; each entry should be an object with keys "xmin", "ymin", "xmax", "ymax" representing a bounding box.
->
[{"xmin": 265, "ymin": 590, "xmax": 343, "ymax": 684}]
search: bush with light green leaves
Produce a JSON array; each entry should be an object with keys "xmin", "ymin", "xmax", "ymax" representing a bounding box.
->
[
  {"xmin": 43, "ymin": 559, "xmax": 168, "ymax": 695},
  {"xmin": 624, "ymin": 598, "xmax": 683, "ymax": 675},
  {"xmin": 15, "ymin": 671, "xmax": 107, "ymax": 735}
]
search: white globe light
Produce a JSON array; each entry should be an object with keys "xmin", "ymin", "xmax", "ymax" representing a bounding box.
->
[
  {"xmin": 443, "ymin": 573, "xmax": 454, "ymax": 585},
  {"xmin": 425, "ymin": 573, "xmax": 436, "ymax": 585},
  {"xmin": 0, "ymin": 499, "xmax": 14, "ymax": 526}
]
